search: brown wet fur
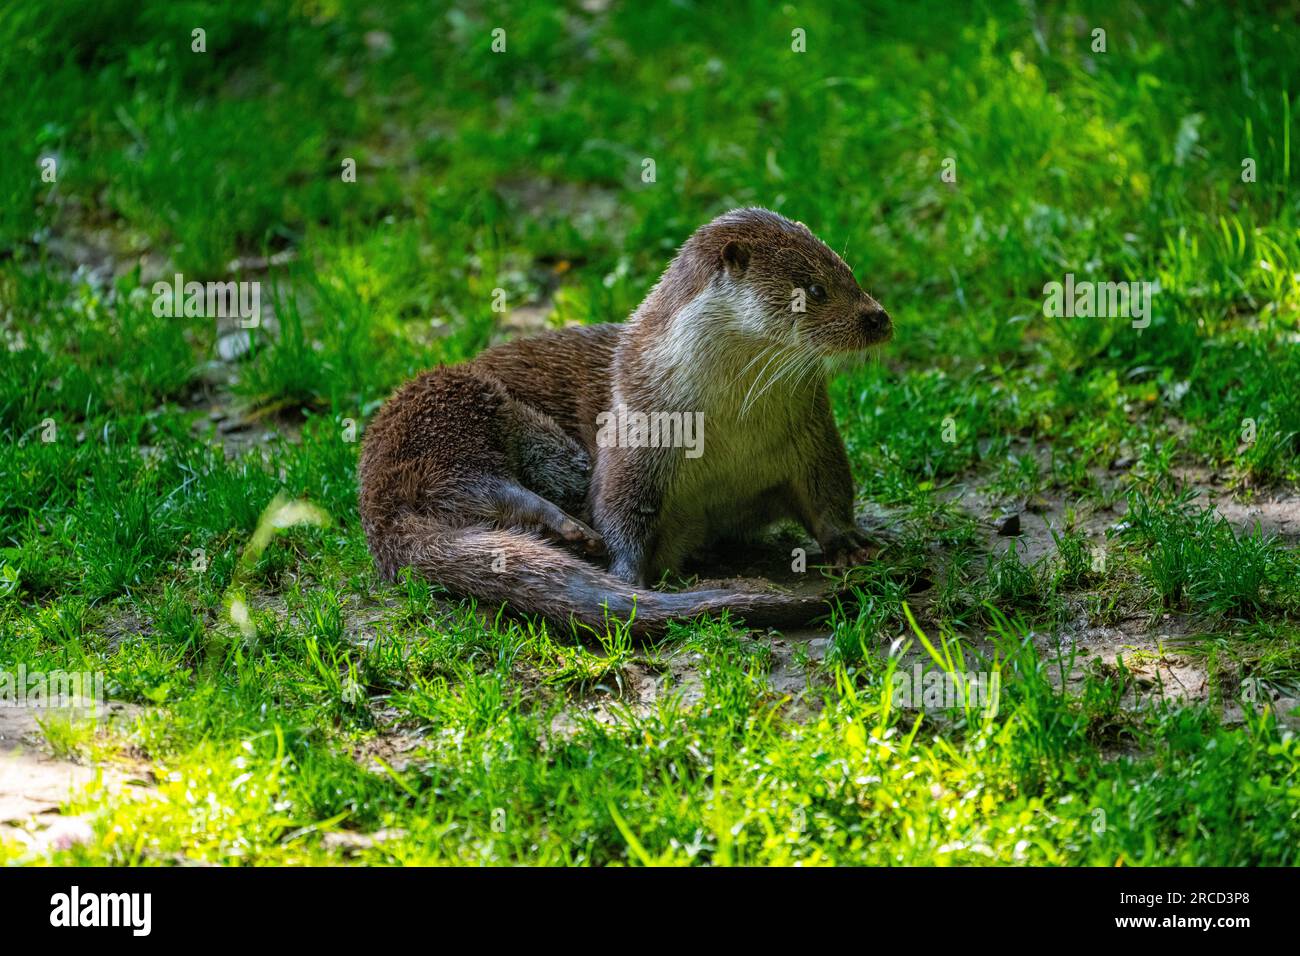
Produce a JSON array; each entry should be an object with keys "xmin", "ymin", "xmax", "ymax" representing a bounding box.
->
[{"xmin": 358, "ymin": 208, "xmax": 891, "ymax": 638}]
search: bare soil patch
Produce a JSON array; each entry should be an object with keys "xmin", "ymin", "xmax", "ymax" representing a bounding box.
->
[{"xmin": 0, "ymin": 701, "xmax": 145, "ymax": 853}]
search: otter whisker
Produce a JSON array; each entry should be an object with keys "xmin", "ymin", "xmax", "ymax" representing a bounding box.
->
[
  {"xmin": 726, "ymin": 340, "xmax": 782, "ymax": 393},
  {"xmin": 739, "ymin": 344, "xmax": 797, "ymax": 415},
  {"xmin": 743, "ymin": 343, "xmax": 820, "ymax": 415},
  {"xmin": 824, "ymin": 351, "xmax": 870, "ymax": 380},
  {"xmin": 742, "ymin": 345, "xmax": 807, "ymax": 415},
  {"xmin": 789, "ymin": 349, "xmax": 828, "ymax": 396}
]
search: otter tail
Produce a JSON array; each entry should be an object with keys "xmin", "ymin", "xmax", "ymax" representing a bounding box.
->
[{"xmin": 371, "ymin": 515, "xmax": 832, "ymax": 638}]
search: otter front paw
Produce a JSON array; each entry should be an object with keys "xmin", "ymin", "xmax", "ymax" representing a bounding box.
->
[{"xmin": 820, "ymin": 527, "xmax": 879, "ymax": 568}]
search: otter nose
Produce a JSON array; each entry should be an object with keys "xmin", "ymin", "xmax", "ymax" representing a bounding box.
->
[{"xmin": 859, "ymin": 307, "xmax": 891, "ymax": 340}]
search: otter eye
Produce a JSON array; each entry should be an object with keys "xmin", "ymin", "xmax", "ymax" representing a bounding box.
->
[{"xmin": 807, "ymin": 283, "xmax": 827, "ymax": 303}]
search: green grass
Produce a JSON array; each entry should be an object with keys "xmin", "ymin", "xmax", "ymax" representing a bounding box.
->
[{"xmin": 2, "ymin": 0, "xmax": 1299, "ymax": 865}]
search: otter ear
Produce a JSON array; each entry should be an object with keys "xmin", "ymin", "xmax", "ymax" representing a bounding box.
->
[{"xmin": 721, "ymin": 239, "xmax": 750, "ymax": 276}]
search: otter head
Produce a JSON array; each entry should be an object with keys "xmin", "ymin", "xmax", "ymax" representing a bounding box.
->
[{"xmin": 699, "ymin": 208, "xmax": 892, "ymax": 354}]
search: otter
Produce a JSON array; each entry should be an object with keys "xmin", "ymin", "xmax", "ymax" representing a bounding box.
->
[{"xmin": 358, "ymin": 208, "xmax": 892, "ymax": 637}]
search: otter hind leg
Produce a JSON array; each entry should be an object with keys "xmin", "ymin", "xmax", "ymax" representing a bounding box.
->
[{"xmin": 504, "ymin": 399, "xmax": 592, "ymax": 517}]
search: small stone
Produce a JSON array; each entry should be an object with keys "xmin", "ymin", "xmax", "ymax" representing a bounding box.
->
[
  {"xmin": 995, "ymin": 513, "xmax": 1021, "ymax": 536},
  {"xmin": 363, "ymin": 30, "xmax": 394, "ymax": 57},
  {"xmin": 216, "ymin": 331, "xmax": 252, "ymax": 363}
]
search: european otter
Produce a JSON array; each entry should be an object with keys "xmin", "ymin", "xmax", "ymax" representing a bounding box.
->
[{"xmin": 358, "ymin": 208, "xmax": 891, "ymax": 636}]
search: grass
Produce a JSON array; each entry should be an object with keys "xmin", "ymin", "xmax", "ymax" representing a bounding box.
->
[
  {"xmin": 1120, "ymin": 485, "xmax": 1299, "ymax": 615},
  {"xmin": 1, "ymin": 0, "xmax": 1298, "ymax": 865}
]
